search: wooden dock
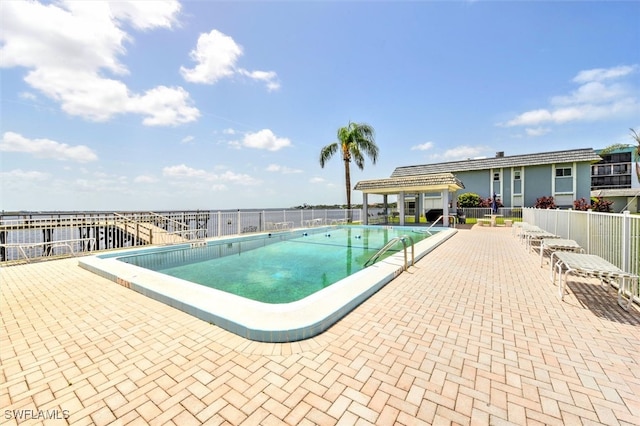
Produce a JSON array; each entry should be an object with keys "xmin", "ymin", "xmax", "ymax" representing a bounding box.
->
[{"xmin": 0, "ymin": 212, "xmax": 210, "ymax": 262}]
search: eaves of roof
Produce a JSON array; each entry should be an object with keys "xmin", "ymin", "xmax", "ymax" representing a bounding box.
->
[
  {"xmin": 354, "ymin": 173, "xmax": 464, "ymax": 194},
  {"xmin": 391, "ymin": 148, "xmax": 602, "ymax": 177}
]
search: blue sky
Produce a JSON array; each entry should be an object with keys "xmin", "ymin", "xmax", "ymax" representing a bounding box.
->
[{"xmin": 1, "ymin": 0, "xmax": 639, "ymax": 212}]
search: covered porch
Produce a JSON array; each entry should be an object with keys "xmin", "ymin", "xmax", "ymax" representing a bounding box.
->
[{"xmin": 354, "ymin": 173, "xmax": 465, "ymax": 226}]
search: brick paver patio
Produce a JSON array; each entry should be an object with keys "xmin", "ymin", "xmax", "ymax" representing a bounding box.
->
[{"xmin": 1, "ymin": 226, "xmax": 639, "ymax": 425}]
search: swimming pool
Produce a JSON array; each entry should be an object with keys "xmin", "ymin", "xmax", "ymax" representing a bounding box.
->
[{"xmin": 79, "ymin": 225, "xmax": 456, "ymax": 342}]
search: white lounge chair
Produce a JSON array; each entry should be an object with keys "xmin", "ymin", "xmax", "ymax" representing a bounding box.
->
[
  {"xmin": 539, "ymin": 238, "xmax": 583, "ymax": 267},
  {"xmin": 551, "ymin": 251, "xmax": 638, "ymax": 311}
]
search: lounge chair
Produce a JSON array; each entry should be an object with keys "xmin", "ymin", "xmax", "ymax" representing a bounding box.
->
[
  {"xmin": 539, "ymin": 238, "xmax": 583, "ymax": 267},
  {"xmin": 521, "ymin": 228, "xmax": 560, "ymax": 252},
  {"xmin": 551, "ymin": 251, "xmax": 638, "ymax": 311}
]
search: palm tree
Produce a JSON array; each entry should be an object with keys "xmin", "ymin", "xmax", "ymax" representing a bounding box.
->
[
  {"xmin": 599, "ymin": 128, "xmax": 640, "ymax": 184},
  {"xmin": 319, "ymin": 121, "xmax": 379, "ymax": 212}
]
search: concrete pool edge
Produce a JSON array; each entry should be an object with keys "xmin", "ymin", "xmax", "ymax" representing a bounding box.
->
[{"xmin": 78, "ymin": 227, "xmax": 457, "ymax": 342}]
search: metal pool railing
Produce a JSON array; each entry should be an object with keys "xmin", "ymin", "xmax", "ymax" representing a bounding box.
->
[
  {"xmin": 364, "ymin": 234, "xmax": 415, "ymax": 270},
  {"xmin": 523, "ymin": 207, "xmax": 640, "ymax": 301},
  {"xmin": 0, "ymin": 209, "xmax": 363, "ymax": 263}
]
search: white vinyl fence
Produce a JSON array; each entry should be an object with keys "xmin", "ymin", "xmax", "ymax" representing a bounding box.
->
[{"xmin": 523, "ymin": 208, "xmax": 640, "ymax": 300}]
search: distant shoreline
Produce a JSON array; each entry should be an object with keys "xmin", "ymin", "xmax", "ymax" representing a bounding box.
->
[{"xmin": 0, "ymin": 204, "xmax": 394, "ymax": 216}]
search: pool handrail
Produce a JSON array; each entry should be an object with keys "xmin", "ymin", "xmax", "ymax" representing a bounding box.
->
[{"xmin": 364, "ymin": 234, "xmax": 415, "ymax": 270}]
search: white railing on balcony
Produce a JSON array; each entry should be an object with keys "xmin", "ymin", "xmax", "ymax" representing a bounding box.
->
[{"xmin": 523, "ymin": 207, "xmax": 640, "ymax": 301}]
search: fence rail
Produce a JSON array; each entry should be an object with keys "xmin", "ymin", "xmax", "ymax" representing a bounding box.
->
[
  {"xmin": 457, "ymin": 207, "xmax": 523, "ymax": 222},
  {"xmin": 523, "ymin": 207, "xmax": 640, "ymax": 301},
  {"xmin": 0, "ymin": 209, "xmax": 362, "ymax": 263}
]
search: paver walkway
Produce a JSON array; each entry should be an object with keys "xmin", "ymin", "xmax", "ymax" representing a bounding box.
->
[{"xmin": 1, "ymin": 226, "xmax": 639, "ymax": 425}]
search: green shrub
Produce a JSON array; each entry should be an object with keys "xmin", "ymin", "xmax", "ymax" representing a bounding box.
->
[{"xmin": 457, "ymin": 192, "xmax": 481, "ymax": 207}]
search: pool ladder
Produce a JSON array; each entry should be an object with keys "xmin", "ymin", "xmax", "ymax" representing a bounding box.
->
[{"xmin": 364, "ymin": 235, "xmax": 415, "ymax": 270}]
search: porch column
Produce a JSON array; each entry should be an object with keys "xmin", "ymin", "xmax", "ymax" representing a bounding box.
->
[
  {"xmin": 415, "ymin": 193, "xmax": 421, "ymax": 223},
  {"xmin": 362, "ymin": 193, "xmax": 369, "ymax": 225},
  {"xmin": 442, "ymin": 189, "xmax": 450, "ymax": 227},
  {"xmin": 398, "ymin": 191, "xmax": 405, "ymax": 226},
  {"xmin": 383, "ymin": 195, "xmax": 389, "ymax": 224}
]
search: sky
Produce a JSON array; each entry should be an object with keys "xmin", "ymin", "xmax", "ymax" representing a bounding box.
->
[{"xmin": 1, "ymin": 0, "xmax": 639, "ymax": 212}]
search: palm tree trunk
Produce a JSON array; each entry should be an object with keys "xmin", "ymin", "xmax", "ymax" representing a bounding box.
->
[{"xmin": 344, "ymin": 159, "xmax": 352, "ymax": 218}]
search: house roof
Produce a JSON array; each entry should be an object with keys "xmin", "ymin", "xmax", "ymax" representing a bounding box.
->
[
  {"xmin": 354, "ymin": 173, "xmax": 464, "ymax": 195},
  {"xmin": 391, "ymin": 148, "xmax": 602, "ymax": 177}
]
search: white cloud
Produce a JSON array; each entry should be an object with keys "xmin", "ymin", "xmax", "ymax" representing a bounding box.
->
[
  {"xmin": 525, "ymin": 127, "xmax": 551, "ymax": 137},
  {"xmin": 73, "ymin": 176, "xmax": 131, "ymax": 194},
  {"xmin": 410, "ymin": 142, "xmax": 434, "ymax": 151},
  {"xmin": 573, "ymin": 65, "xmax": 637, "ymax": 84},
  {"xmin": 238, "ymin": 69, "xmax": 281, "ymax": 92},
  {"xmin": 134, "ymin": 175, "xmax": 157, "ymax": 183},
  {"xmin": 266, "ymin": 164, "xmax": 303, "ymax": 174},
  {"xmin": 180, "ymin": 29, "xmax": 280, "ymax": 91},
  {"xmin": 0, "ymin": 169, "xmax": 50, "ymax": 181},
  {"xmin": 180, "ymin": 30, "xmax": 241, "ymax": 84},
  {"xmin": 501, "ymin": 65, "xmax": 639, "ymax": 128},
  {"xmin": 19, "ymin": 92, "xmax": 37, "ymax": 101},
  {"xmin": 551, "ymin": 81, "xmax": 626, "ymax": 106},
  {"xmin": 163, "ymin": 164, "xmax": 212, "ymax": 179},
  {"xmin": 310, "ymin": 177, "xmax": 326, "ymax": 184},
  {"xmin": 108, "ymin": 1, "xmax": 181, "ymax": 30},
  {"xmin": 218, "ymin": 170, "xmax": 261, "ymax": 185},
  {"xmin": 235, "ymin": 129, "xmax": 291, "ymax": 151},
  {"xmin": 180, "ymin": 136, "xmax": 194, "ymax": 144},
  {"xmin": 435, "ymin": 145, "xmax": 488, "ymax": 161},
  {"xmin": 1, "ymin": 131, "xmax": 98, "ymax": 163},
  {"xmin": 129, "ymin": 86, "xmax": 200, "ymax": 126},
  {"xmin": 162, "ymin": 164, "xmax": 261, "ymax": 186},
  {"xmin": 0, "ymin": 0, "xmax": 196, "ymax": 126}
]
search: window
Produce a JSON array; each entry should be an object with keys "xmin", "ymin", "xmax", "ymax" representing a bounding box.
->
[
  {"xmin": 555, "ymin": 167, "xmax": 572, "ymax": 177},
  {"xmin": 493, "ymin": 172, "xmax": 500, "ymax": 181},
  {"xmin": 514, "ymin": 170, "xmax": 521, "ymax": 180},
  {"xmin": 613, "ymin": 164, "xmax": 629, "ymax": 175},
  {"xmin": 593, "ymin": 165, "xmax": 610, "ymax": 176}
]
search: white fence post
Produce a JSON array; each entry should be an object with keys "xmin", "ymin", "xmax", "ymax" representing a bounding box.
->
[
  {"xmin": 622, "ymin": 211, "xmax": 631, "ymax": 273},
  {"xmin": 586, "ymin": 209, "xmax": 591, "ymax": 254}
]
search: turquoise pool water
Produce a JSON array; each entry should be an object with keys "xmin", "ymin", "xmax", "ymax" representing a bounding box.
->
[
  {"xmin": 116, "ymin": 226, "xmax": 434, "ymax": 303},
  {"xmin": 80, "ymin": 225, "xmax": 456, "ymax": 341}
]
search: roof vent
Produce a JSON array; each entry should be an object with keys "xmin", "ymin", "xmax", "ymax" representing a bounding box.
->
[{"xmin": 496, "ymin": 151, "xmax": 504, "ymax": 158}]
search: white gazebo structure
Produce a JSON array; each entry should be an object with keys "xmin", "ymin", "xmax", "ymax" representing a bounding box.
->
[{"xmin": 354, "ymin": 173, "xmax": 465, "ymax": 226}]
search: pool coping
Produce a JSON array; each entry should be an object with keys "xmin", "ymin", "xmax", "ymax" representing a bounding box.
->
[{"xmin": 78, "ymin": 226, "xmax": 457, "ymax": 342}]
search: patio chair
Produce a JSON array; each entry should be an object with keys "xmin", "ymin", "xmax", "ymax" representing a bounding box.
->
[
  {"xmin": 539, "ymin": 238, "xmax": 584, "ymax": 267},
  {"xmin": 551, "ymin": 251, "xmax": 638, "ymax": 311}
]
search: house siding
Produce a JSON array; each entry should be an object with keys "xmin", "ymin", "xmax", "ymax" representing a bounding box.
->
[
  {"xmin": 502, "ymin": 168, "xmax": 512, "ymax": 204},
  {"xmin": 524, "ymin": 165, "xmax": 552, "ymax": 206},
  {"xmin": 575, "ymin": 163, "xmax": 593, "ymax": 199},
  {"xmin": 387, "ymin": 148, "xmax": 601, "ymax": 209},
  {"xmin": 454, "ymin": 170, "xmax": 491, "ymax": 200}
]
